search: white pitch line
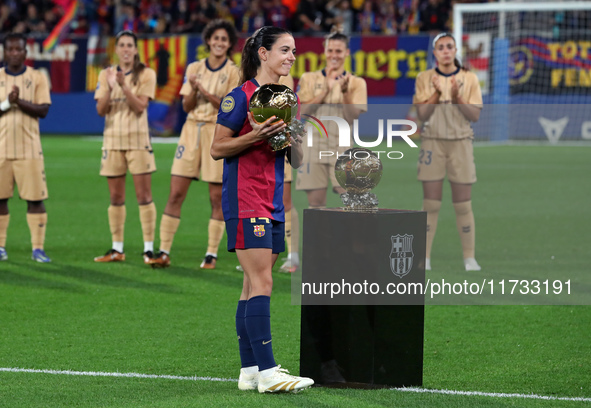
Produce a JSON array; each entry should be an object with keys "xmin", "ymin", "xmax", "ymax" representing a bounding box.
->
[
  {"xmin": 0, "ymin": 367, "xmax": 236, "ymax": 383},
  {"xmin": 1, "ymin": 367, "xmax": 589, "ymax": 402},
  {"xmin": 393, "ymin": 386, "xmax": 591, "ymax": 402}
]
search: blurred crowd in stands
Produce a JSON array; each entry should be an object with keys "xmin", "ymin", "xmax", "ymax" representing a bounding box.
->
[{"xmin": 0, "ymin": 0, "xmax": 490, "ymax": 37}]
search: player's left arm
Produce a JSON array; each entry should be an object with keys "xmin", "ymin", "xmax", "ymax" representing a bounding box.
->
[
  {"xmin": 286, "ymin": 131, "xmax": 304, "ymax": 169},
  {"xmin": 196, "ymin": 81, "xmax": 222, "ymax": 109},
  {"xmin": 13, "ymin": 99, "xmax": 50, "ymax": 118},
  {"xmin": 451, "ymin": 73, "xmax": 482, "ymax": 122},
  {"xmin": 120, "ymin": 69, "xmax": 155, "ymax": 115},
  {"xmin": 204, "ymin": 65, "xmax": 241, "ymax": 111},
  {"xmin": 287, "ymin": 89, "xmax": 304, "ymax": 169},
  {"xmin": 342, "ymin": 75, "xmax": 368, "ymax": 124},
  {"xmin": 11, "ymin": 77, "xmax": 50, "ymax": 119}
]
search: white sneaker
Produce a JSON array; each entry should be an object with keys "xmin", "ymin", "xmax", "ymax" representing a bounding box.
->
[
  {"xmin": 257, "ymin": 365, "xmax": 314, "ymax": 393},
  {"xmin": 279, "ymin": 258, "xmax": 299, "ymax": 273},
  {"xmin": 238, "ymin": 368, "xmax": 259, "ymax": 391},
  {"xmin": 464, "ymin": 258, "xmax": 481, "ymax": 271},
  {"xmin": 425, "ymin": 258, "xmax": 431, "ymax": 271}
]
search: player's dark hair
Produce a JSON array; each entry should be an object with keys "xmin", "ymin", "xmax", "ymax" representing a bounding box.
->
[
  {"xmin": 240, "ymin": 26, "xmax": 291, "ymax": 84},
  {"xmin": 324, "ymin": 30, "xmax": 349, "ymax": 49},
  {"xmin": 115, "ymin": 30, "xmax": 146, "ymax": 85},
  {"xmin": 203, "ymin": 19, "xmax": 237, "ymax": 57},
  {"xmin": 433, "ymin": 33, "xmax": 467, "ymax": 71},
  {"xmin": 3, "ymin": 33, "xmax": 26, "ymax": 48}
]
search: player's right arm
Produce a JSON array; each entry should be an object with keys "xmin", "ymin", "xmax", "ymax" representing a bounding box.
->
[
  {"xmin": 181, "ymin": 63, "xmax": 199, "ymax": 113},
  {"xmin": 211, "ymin": 113, "xmax": 287, "ymax": 160},
  {"xmin": 95, "ymin": 69, "xmax": 112, "ymax": 117},
  {"xmin": 299, "ymin": 72, "xmax": 331, "ymax": 105},
  {"xmin": 211, "ymin": 89, "xmax": 287, "ymax": 160},
  {"xmin": 0, "ymin": 86, "xmax": 19, "ymax": 118},
  {"xmin": 298, "ymin": 72, "xmax": 326, "ymax": 116},
  {"xmin": 4, "ymin": 71, "xmax": 51, "ymax": 119}
]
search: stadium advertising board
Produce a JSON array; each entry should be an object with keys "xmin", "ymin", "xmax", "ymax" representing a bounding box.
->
[
  {"xmin": 84, "ymin": 34, "xmax": 431, "ymax": 134},
  {"xmin": 0, "ymin": 38, "xmax": 87, "ymax": 93},
  {"xmin": 231, "ymin": 35, "xmax": 430, "ymax": 96},
  {"xmin": 85, "ymin": 34, "xmax": 431, "ymax": 99},
  {"xmin": 510, "ymin": 37, "xmax": 591, "ymax": 94}
]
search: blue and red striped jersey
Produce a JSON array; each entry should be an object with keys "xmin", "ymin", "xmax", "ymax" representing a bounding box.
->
[{"xmin": 217, "ymin": 79, "xmax": 286, "ymax": 222}]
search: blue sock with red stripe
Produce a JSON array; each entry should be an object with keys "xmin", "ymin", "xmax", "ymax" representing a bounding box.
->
[
  {"xmin": 236, "ymin": 300, "xmax": 257, "ymax": 368},
  {"xmin": 245, "ymin": 295, "xmax": 276, "ymax": 371}
]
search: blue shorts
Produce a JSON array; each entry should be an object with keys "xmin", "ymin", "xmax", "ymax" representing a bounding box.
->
[{"xmin": 226, "ymin": 217, "xmax": 285, "ymax": 254}]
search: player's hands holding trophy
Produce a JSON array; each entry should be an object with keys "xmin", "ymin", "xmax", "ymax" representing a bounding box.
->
[
  {"xmin": 246, "ymin": 111, "xmax": 288, "ymax": 145},
  {"xmin": 249, "ymin": 83, "xmax": 306, "ymax": 151}
]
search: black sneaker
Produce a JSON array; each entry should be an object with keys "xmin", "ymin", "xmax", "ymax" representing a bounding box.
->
[
  {"xmin": 200, "ymin": 254, "xmax": 217, "ymax": 269},
  {"xmin": 143, "ymin": 251, "xmax": 155, "ymax": 265},
  {"xmin": 150, "ymin": 251, "xmax": 171, "ymax": 268}
]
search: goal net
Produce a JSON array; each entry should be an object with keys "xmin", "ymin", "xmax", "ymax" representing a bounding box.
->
[{"xmin": 454, "ymin": 1, "xmax": 591, "ymax": 142}]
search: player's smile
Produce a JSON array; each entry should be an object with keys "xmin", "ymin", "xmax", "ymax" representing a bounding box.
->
[
  {"xmin": 115, "ymin": 36, "xmax": 138, "ymax": 68},
  {"xmin": 326, "ymin": 53, "xmax": 343, "ymax": 67},
  {"xmin": 208, "ymin": 29, "xmax": 230, "ymax": 58},
  {"xmin": 282, "ymin": 59, "xmax": 294, "ymax": 68},
  {"xmin": 328, "ymin": 57, "xmax": 342, "ymax": 69},
  {"xmin": 280, "ymin": 58, "xmax": 294, "ymax": 75},
  {"xmin": 271, "ymin": 34, "xmax": 295, "ymax": 76},
  {"xmin": 324, "ymin": 40, "xmax": 349, "ymax": 72}
]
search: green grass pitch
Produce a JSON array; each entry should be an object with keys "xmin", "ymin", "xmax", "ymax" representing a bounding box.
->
[{"xmin": 0, "ymin": 137, "xmax": 589, "ymax": 407}]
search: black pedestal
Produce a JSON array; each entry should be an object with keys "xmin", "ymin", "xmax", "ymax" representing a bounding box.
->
[{"xmin": 299, "ymin": 209, "xmax": 426, "ymax": 388}]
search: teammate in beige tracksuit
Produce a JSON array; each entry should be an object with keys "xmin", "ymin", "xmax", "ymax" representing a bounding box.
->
[
  {"xmin": 150, "ymin": 20, "xmax": 240, "ymax": 269},
  {"xmin": 94, "ymin": 30, "xmax": 157, "ymax": 264},
  {"xmin": 413, "ymin": 33, "xmax": 483, "ymax": 272},
  {"xmin": 296, "ymin": 32, "xmax": 367, "ymax": 208},
  {"xmin": 0, "ymin": 33, "xmax": 52, "ymax": 263}
]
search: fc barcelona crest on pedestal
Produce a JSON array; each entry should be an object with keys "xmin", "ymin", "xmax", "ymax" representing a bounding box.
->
[{"xmin": 390, "ymin": 234, "xmax": 414, "ymax": 279}]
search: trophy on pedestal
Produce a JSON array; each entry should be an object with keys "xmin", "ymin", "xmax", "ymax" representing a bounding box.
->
[{"xmin": 334, "ymin": 147, "xmax": 383, "ymax": 212}]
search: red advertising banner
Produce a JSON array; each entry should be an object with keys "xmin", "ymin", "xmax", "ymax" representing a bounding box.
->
[{"xmin": 234, "ymin": 35, "xmax": 430, "ymax": 96}]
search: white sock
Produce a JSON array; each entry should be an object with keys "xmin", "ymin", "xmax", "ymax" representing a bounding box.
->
[
  {"xmin": 144, "ymin": 241, "xmax": 154, "ymax": 253},
  {"xmin": 259, "ymin": 366, "xmax": 278, "ymax": 378},
  {"xmin": 242, "ymin": 365, "xmax": 258, "ymax": 375},
  {"xmin": 112, "ymin": 242, "xmax": 124, "ymax": 253},
  {"xmin": 288, "ymin": 252, "xmax": 299, "ymax": 264},
  {"xmin": 205, "ymin": 251, "xmax": 217, "ymax": 258},
  {"xmin": 159, "ymin": 249, "xmax": 170, "ymax": 255}
]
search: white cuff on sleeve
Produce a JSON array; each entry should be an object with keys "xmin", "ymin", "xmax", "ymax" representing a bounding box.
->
[{"xmin": 0, "ymin": 99, "xmax": 11, "ymax": 112}]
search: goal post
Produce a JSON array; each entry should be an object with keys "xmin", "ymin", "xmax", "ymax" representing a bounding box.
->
[
  {"xmin": 453, "ymin": 1, "xmax": 591, "ymax": 62},
  {"xmin": 454, "ymin": 1, "xmax": 591, "ymax": 142}
]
